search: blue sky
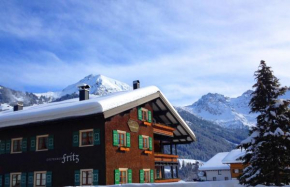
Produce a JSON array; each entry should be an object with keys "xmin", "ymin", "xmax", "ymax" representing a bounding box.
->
[{"xmin": 1, "ymin": 1, "xmax": 290, "ymax": 106}]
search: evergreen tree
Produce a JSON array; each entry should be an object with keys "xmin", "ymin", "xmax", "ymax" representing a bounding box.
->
[{"xmin": 239, "ymin": 60, "xmax": 290, "ymax": 186}]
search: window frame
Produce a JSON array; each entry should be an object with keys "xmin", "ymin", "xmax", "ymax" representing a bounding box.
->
[
  {"xmin": 80, "ymin": 169, "xmax": 93, "ymax": 186},
  {"xmin": 34, "ymin": 171, "xmax": 47, "ymax": 187},
  {"xmin": 10, "ymin": 172, "xmax": 21, "ymax": 187},
  {"xmin": 79, "ymin": 129, "xmax": 94, "ymax": 147},
  {"xmin": 11, "ymin": 138, "xmax": 23, "ymax": 154},
  {"xmin": 119, "ymin": 168, "xmax": 128, "ymax": 184},
  {"xmin": 142, "ymin": 135, "xmax": 149, "ymax": 150},
  {"xmin": 218, "ymin": 170, "xmax": 222, "ymax": 175},
  {"xmin": 213, "ymin": 177, "xmax": 216, "ymax": 181},
  {"xmin": 36, "ymin": 135, "xmax": 49, "ymax": 151},
  {"xmin": 141, "ymin": 108, "xmax": 148, "ymax": 121},
  {"xmin": 143, "ymin": 169, "xmax": 150, "ymax": 183},
  {"xmin": 117, "ymin": 130, "xmax": 127, "ymax": 147}
]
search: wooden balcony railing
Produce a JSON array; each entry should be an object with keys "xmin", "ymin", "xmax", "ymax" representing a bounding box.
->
[
  {"xmin": 154, "ymin": 153, "xmax": 178, "ymax": 163},
  {"xmin": 153, "ymin": 123, "xmax": 176, "ymax": 137},
  {"xmin": 155, "ymin": 178, "xmax": 180, "ymax": 183}
]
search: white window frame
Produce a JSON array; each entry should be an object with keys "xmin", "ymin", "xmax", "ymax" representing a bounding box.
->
[
  {"xmin": 80, "ymin": 169, "xmax": 93, "ymax": 186},
  {"xmin": 117, "ymin": 130, "xmax": 127, "ymax": 147},
  {"xmin": 36, "ymin": 135, "xmax": 49, "ymax": 151},
  {"xmin": 79, "ymin": 129, "xmax": 94, "ymax": 147},
  {"xmin": 11, "ymin": 138, "xmax": 23, "ymax": 154},
  {"xmin": 34, "ymin": 171, "xmax": 47, "ymax": 187},
  {"xmin": 10, "ymin": 172, "xmax": 21, "ymax": 187},
  {"xmin": 141, "ymin": 108, "xmax": 148, "ymax": 121},
  {"xmin": 119, "ymin": 168, "xmax": 128, "ymax": 184},
  {"xmin": 143, "ymin": 169, "xmax": 150, "ymax": 183},
  {"xmin": 142, "ymin": 135, "xmax": 149, "ymax": 149}
]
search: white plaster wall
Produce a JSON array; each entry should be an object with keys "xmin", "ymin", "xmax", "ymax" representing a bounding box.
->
[{"xmin": 205, "ymin": 170, "xmax": 231, "ymax": 181}]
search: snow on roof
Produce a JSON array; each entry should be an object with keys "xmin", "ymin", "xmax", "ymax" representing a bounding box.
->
[
  {"xmin": 199, "ymin": 152, "xmax": 230, "ymax": 171},
  {"xmin": 222, "ymin": 149, "xmax": 246, "ymax": 164}
]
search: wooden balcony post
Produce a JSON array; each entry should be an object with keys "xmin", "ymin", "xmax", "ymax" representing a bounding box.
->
[
  {"xmin": 170, "ymin": 143, "xmax": 173, "ymax": 155},
  {"xmin": 176, "ymin": 166, "xmax": 179, "ymax": 178}
]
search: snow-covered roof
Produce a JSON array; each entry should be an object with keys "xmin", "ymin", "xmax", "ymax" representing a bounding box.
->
[
  {"xmin": 222, "ymin": 149, "xmax": 246, "ymax": 164},
  {"xmin": 199, "ymin": 152, "xmax": 230, "ymax": 171},
  {"xmin": 0, "ymin": 86, "xmax": 196, "ymax": 142}
]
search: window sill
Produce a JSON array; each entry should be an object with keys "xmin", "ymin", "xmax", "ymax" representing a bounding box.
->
[
  {"xmin": 144, "ymin": 150, "xmax": 152, "ymax": 154},
  {"xmin": 36, "ymin": 149, "xmax": 48, "ymax": 152},
  {"xmin": 143, "ymin": 121, "xmax": 152, "ymax": 126},
  {"xmin": 120, "ymin": 147, "xmax": 130, "ymax": 152},
  {"xmin": 79, "ymin": 144, "xmax": 94, "ymax": 147}
]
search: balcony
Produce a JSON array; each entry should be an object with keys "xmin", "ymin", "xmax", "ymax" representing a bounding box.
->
[
  {"xmin": 154, "ymin": 153, "xmax": 178, "ymax": 164},
  {"xmin": 155, "ymin": 178, "xmax": 180, "ymax": 183},
  {"xmin": 153, "ymin": 123, "xmax": 175, "ymax": 137}
]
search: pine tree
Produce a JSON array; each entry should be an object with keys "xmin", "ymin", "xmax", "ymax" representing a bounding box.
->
[{"xmin": 239, "ymin": 60, "xmax": 290, "ymax": 186}]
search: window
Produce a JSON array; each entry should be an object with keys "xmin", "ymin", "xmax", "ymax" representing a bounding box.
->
[
  {"xmin": 233, "ymin": 169, "xmax": 239, "ymax": 173},
  {"xmin": 119, "ymin": 169, "xmax": 128, "ymax": 184},
  {"xmin": 142, "ymin": 136, "xmax": 149, "ymax": 149},
  {"xmin": 34, "ymin": 171, "xmax": 46, "ymax": 187},
  {"xmin": 36, "ymin": 135, "xmax": 48, "ymax": 151},
  {"xmin": 80, "ymin": 129, "xmax": 94, "ymax": 147},
  {"xmin": 218, "ymin": 170, "xmax": 222, "ymax": 175},
  {"xmin": 155, "ymin": 167, "xmax": 162, "ymax": 179},
  {"xmin": 225, "ymin": 177, "xmax": 229, "ymax": 180},
  {"xmin": 81, "ymin": 169, "xmax": 93, "ymax": 186},
  {"xmin": 11, "ymin": 138, "xmax": 22, "ymax": 153},
  {"xmin": 117, "ymin": 131, "xmax": 126, "ymax": 147},
  {"xmin": 11, "ymin": 173, "xmax": 21, "ymax": 187},
  {"xmin": 144, "ymin": 169, "xmax": 150, "ymax": 183},
  {"xmin": 141, "ymin": 108, "xmax": 148, "ymax": 121},
  {"xmin": 213, "ymin": 177, "xmax": 216, "ymax": 181}
]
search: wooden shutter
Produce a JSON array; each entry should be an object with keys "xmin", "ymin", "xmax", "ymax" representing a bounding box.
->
[
  {"xmin": 30, "ymin": 137, "xmax": 36, "ymax": 151},
  {"xmin": 126, "ymin": 132, "xmax": 130, "ymax": 148},
  {"xmin": 72, "ymin": 131, "xmax": 79, "ymax": 147},
  {"xmin": 21, "ymin": 173, "xmax": 27, "ymax": 187},
  {"xmin": 149, "ymin": 137, "xmax": 153, "ymax": 151},
  {"xmin": 150, "ymin": 169, "xmax": 154, "ymax": 183},
  {"xmin": 128, "ymin": 169, "xmax": 132, "ymax": 183},
  {"xmin": 22, "ymin": 138, "xmax": 27, "ymax": 152},
  {"xmin": 4, "ymin": 174, "xmax": 9, "ymax": 187},
  {"xmin": 46, "ymin": 171, "xmax": 52, "ymax": 187},
  {"xmin": 93, "ymin": 170, "xmax": 99, "ymax": 185},
  {"xmin": 27, "ymin": 172, "xmax": 34, "ymax": 187},
  {"xmin": 148, "ymin": 111, "xmax": 152, "ymax": 123},
  {"xmin": 113, "ymin": 130, "xmax": 118, "ymax": 146},
  {"xmin": 139, "ymin": 135, "xmax": 143, "ymax": 149},
  {"xmin": 48, "ymin": 135, "xmax": 54, "ymax": 150},
  {"xmin": 0, "ymin": 141, "xmax": 5, "ymax": 155},
  {"xmin": 94, "ymin": 129, "xmax": 100, "ymax": 145},
  {"xmin": 138, "ymin": 107, "xmax": 142, "ymax": 120},
  {"xmin": 5, "ymin": 140, "xmax": 11, "ymax": 154},
  {"xmin": 114, "ymin": 169, "xmax": 120, "ymax": 184},
  {"xmin": 139, "ymin": 170, "xmax": 144, "ymax": 183},
  {"xmin": 74, "ymin": 170, "xmax": 80, "ymax": 186}
]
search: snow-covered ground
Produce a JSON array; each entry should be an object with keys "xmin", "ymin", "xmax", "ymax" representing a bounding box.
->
[{"xmin": 97, "ymin": 180, "xmax": 287, "ymax": 187}]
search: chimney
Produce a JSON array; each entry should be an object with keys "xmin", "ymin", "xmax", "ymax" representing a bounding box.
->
[
  {"xmin": 14, "ymin": 102, "xmax": 23, "ymax": 111},
  {"xmin": 78, "ymin": 84, "xmax": 90, "ymax": 101},
  {"xmin": 133, "ymin": 80, "xmax": 140, "ymax": 90}
]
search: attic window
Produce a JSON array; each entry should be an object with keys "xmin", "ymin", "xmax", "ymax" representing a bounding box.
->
[{"xmin": 142, "ymin": 108, "xmax": 148, "ymax": 121}]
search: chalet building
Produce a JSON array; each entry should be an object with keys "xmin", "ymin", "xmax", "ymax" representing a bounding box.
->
[
  {"xmin": 199, "ymin": 152, "xmax": 231, "ymax": 181},
  {"xmin": 0, "ymin": 83, "xmax": 196, "ymax": 186},
  {"xmin": 222, "ymin": 149, "xmax": 246, "ymax": 179}
]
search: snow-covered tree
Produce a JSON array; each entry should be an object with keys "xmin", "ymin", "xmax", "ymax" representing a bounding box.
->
[{"xmin": 239, "ymin": 60, "xmax": 290, "ymax": 186}]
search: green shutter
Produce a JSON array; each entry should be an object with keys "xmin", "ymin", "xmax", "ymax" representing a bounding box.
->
[
  {"xmin": 5, "ymin": 140, "xmax": 11, "ymax": 154},
  {"xmin": 0, "ymin": 175, "xmax": 2, "ymax": 187},
  {"xmin": 46, "ymin": 171, "xmax": 52, "ymax": 187},
  {"xmin": 74, "ymin": 170, "xmax": 80, "ymax": 186},
  {"xmin": 30, "ymin": 137, "xmax": 36, "ymax": 151},
  {"xmin": 150, "ymin": 170, "xmax": 154, "ymax": 183},
  {"xmin": 149, "ymin": 137, "xmax": 153, "ymax": 151},
  {"xmin": 48, "ymin": 135, "xmax": 54, "ymax": 150},
  {"xmin": 148, "ymin": 111, "xmax": 152, "ymax": 122},
  {"xmin": 138, "ymin": 107, "xmax": 142, "ymax": 120},
  {"xmin": 22, "ymin": 138, "xmax": 27, "ymax": 152},
  {"xmin": 139, "ymin": 135, "xmax": 143, "ymax": 149},
  {"xmin": 128, "ymin": 169, "xmax": 132, "ymax": 183},
  {"xmin": 139, "ymin": 170, "xmax": 144, "ymax": 183},
  {"xmin": 0, "ymin": 141, "xmax": 5, "ymax": 154},
  {"xmin": 4, "ymin": 174, "xmax": 9, "ymax": 187},
  {"xmin": 126, "ymin": 132, "xmax": 130, "ymax": 148},
  {"xmin": 73, "ymin": 131, "xmax": 79, "ymax": 147},
  {"xmin": 114, "ymin": 169, "xmax": 120, "ymax": 184},
  {"xmin": 93, "ymin": 170, "xmax": 99, "ymax": 185},
  {"xmin": 27, "ymin": 172, "xmax": 33, "ymax": 187},
  {"xmin": 94, "ymin": 129, "xmax": 100, "ymax": 145},
  {"xmin": 21, "ymin": 173, "xmax": 26, "ymax": 187},
  {"xmin": 113, "ymin": 130, "xmax": 118, "ymax": 146}
]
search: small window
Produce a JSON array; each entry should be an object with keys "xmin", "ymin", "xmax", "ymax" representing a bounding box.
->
[
  {"xmin": 144, "ymin": 169, "xmax": 150, "ymax": 183},
  {"xmin": 80, "ymin": 129, "xmax": 94, "ymax": 147},
  {"xmin": 11, "ymin": 138, "xmax": 22, "ymax": 153},
  {"xmin": 225, "ymin": 177, "xmax": 229, "ymax": 180},
  {"xmin": 34, "ymin": 171, "xmax": 46, "ymax": 187},
  {"xmin": 36, "ymin": 135, "xmax": 48, "ymax": 151},
  {"xmin": 119, "ymin": 168, "xmax": 128, "ymax": 184},
  {"xmin": 142, "ymin": 136, "xmax": 149, "ymax": 149},
  {"xmin": 141, "ymin": 108, "xmax": 148, "ymax": 121},
  {"xmin": 234, "ymin": 169, "xmax": 239, "ymax": 173},
  {"xmin": 218, "ymin": 170, "xmax": 222, "ymax": 175},
  {"xmin": 117, "ymin": 131, "xmax": 126, "ymax": 147},
  {"xmin": 11, "ymin": 172, "xmax": 21, "ymax": 187},
  {"xmin": 213, "ymin": 177, "xmax": 216, "ymax": 181},
  {"xmin": 81, "ymin": 169, "xmax": 93, "ymax": 186}
]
